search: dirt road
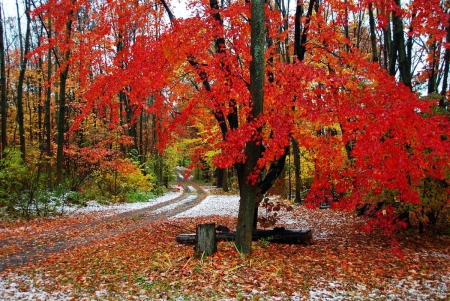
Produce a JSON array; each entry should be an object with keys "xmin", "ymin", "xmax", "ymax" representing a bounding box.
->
[{"xmin": 0, "ymin": 173, "xmax": 206, "ymax": 272}]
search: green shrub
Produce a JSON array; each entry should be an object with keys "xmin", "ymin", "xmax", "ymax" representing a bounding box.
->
[
  {"xmin": 125, "ymin": 190, "xmax": 156, "ymax": 203},
  {"xmin": 0, "ymin": 149, "xmax": 32, "ymax": 214},
  {"xmin": 84, "ymin": 158, "xmax": 155, "ymax": 203}
]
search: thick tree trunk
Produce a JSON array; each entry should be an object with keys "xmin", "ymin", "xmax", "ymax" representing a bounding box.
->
[
  {"xmin": 235, "ymin": 0, "xmax": 265, "ymax": 254},
  {"xmin": 0, "ymin": 6, "xmax": 7, "ymax": 156},
  {"xmin": 236, "ymin": 143, "xmax": 261, "ymax": 254}
]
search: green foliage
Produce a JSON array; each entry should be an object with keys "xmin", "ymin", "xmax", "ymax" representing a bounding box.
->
[
  {"xmin": 144, "ymin": 146, "xmax": 179, "ymax": 189},
  {"xmin": 0, "ymin": 149, "xmax": 29, "ymax": 211},
  {"xmin": 86, "ymin": 158, "xmax": 154, "ymax": 203},
  {"xmin": 259, "ymin": 235, "xmax": 273, "ymax": 247},
  {"xmin": 125, "ymin": 190, "xmax": 156, "ymax": 203},
  {"xmin": 413, "ymin": 177, "xmax": 450, "ymax": 233},
  {"xmin": 0, "ymin": 149, "xmax": 86, "ymax": 218}
]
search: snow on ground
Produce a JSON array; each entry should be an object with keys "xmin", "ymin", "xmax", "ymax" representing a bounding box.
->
[
  {"xmin": 172, "ymin": 195, "xmax": 240, "ymax": 219},
  {"xmin": 0, "ymin": 275, "xmax": 72, "ymax": 301},
  {"xmin": 64, "ymin": 187, "xmax": 183, "ymax": 217}
]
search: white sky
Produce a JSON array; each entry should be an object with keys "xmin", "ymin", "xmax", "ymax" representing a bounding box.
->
[
  {"xmin": 1, "ymin": 0, "xmax": 20, "ymax": 19},
  {"xmin": 1, "ymin": 0, "xmax": 190, "ymax": 20}
]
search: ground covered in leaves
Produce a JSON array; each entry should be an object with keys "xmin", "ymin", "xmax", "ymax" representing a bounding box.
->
[{"xmin": 0, "ymin": 192, "xmax": 449, "ymax": 300}]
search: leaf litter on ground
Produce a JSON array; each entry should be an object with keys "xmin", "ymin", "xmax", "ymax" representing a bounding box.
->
[{"xmin": 0, "ymin": 187, "xmax": 449, "ymax": 300}]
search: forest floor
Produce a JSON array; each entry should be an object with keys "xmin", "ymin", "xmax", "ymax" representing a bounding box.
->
[{"xmin": 0, "ymin": 181, "xmax": 449, "ymax": 300}]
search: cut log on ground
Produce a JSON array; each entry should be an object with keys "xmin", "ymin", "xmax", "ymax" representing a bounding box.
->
[{"xmin": 176, "ymin": 227, "xmax": 313, "ymax": 246}]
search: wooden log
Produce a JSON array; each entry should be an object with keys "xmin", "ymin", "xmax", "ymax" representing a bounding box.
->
[
  {"xmin": 176, "ymin": 227, "xmax": 313, "ymax": 246},
  {"xmin": 195, "ymin": 223, "xmax": 217, "ymax": 256}
]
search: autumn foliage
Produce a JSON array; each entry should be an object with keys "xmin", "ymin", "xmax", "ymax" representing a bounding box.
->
[{"xmin": 35, "ymin": 0, "xmax": 448, "ymax": 231}]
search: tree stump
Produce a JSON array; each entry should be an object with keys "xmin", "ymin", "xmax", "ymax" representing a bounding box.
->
[{"xmin": 195, "ymin": 223, "xmax": 217, "ymax": 256}]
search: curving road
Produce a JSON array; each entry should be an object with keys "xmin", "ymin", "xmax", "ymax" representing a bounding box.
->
[{"xmin": 0, "ymin": 169, "xmax": 206, "ymax": 272}]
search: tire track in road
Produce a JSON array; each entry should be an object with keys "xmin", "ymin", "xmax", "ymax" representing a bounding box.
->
[{"xmin": 0, "ymin": 174, "xmax": 207, "ymax": 272}]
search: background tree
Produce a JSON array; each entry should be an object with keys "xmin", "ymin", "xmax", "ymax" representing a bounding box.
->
[
  {"xmin": 0, "ymin": 5, "xmax": 7, "ymax": 156},
  {"xmin": 15, "ymin": 0, "xmax": 32, "ymax": 160}
]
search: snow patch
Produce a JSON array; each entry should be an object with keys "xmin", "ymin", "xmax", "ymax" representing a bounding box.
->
[
  {"xmin": 66, "ymin": 187, "xmax": 183, "ymax": 217},
  {"xmin": 171, "ymin": 195, "xmax": 240, "ymax": 219},
  {"xmin": 0, "ymin": 274, "xmax": 72, "ymax": 301}
]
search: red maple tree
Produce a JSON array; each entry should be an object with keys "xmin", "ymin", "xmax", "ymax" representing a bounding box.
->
[{"xmin": 31, "ymin": 0, "xmax": 450, "ymax": 253}]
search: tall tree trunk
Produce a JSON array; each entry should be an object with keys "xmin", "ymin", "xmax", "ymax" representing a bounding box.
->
[
  {"xmin": 235, "ymin": 0, "xmax": 265, "ymax": 254},
  {"xmin": 368, "ymin": 3, "xmax": 378, "ymax": 63},
  {"xmin": 0, "ymin": 6, "xmax": 7, "ymax": 156},
  {"xmin": 45, "ymin": 18, "xmax": 53, "ymax": 188},
  {"xmin": 16, "ymin": 0, "xmax": 31, "ymax": 160},
  {"xmin": 56, "ymin": 8, "xmax": 74, "ymax": 185},
  {"xmin": 390, "ymin": 0, "xmax": 411, "ymax": 89},
  {"xmin": 294, "ymin": 0, "xmax": 316, "ymax": 61},
  {"xmin": 440, "ymin": 15, "xmax": 450, "ymax": 109},
  {"xmin": 292, "ymin": 0, "xmax": 317, "ymax": 203},
  {"xmin": 38, "ymin": 58, "xmax": 43, "ymax": 146},
  {"xmin": 116, "ymin": 31, "xmax": 138, "ymax": 154}
]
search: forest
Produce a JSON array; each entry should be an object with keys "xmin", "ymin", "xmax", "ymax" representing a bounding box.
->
[{"xmin": 0, "ymin": 0, "xmax": 449, "ymax": 251}]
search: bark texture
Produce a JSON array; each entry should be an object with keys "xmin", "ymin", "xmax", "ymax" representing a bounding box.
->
[{"xmin": 195, "ymin": 223, "xmax": 217, "ymax": 256}]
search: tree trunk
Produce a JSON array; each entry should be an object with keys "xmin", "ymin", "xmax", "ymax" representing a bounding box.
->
[
  {"xmin": 294, "ymin": 0, "xmax": 316, "ymax": 61},
  {"xmin": 292, "ymin": 0, "xmax": 318, "ymax": 203},
  {"xmin": 428, "ymin": 40, "xmax": 437, "ymax": 94},
  {"xmin": 343, "ymin": 0, "xmax": 350, "ymax": 53},
  {"xmin": 195, "ymin": 223, "xmax": 217, "ymax": 256},
  {"xmin": 292, "ymin": 138, "xmax": 302, "ymax": 203},
  {"xmin": 16, "ymin": 0, "xmax": 31, "ymax": 160},
  {"xmin": 222, "ymin": 168, "xmax": 229, "ymax": 192},
  {"xmin": 382, "ymin": 15, "xmax": 390, "ymax": 70},
  {"xmin": 0, "ymin": 6, "xmax": 7, "ymax": 156},
  {"xmin": 216, "ymin": 168, "xmax": 223, "ymax": 188},
  {"xmin": 390, "ymin": 0, "xmax": 411, "ymax": 89},
  {"xmin": 45, "ymin": 18, "xmax": 53, "ymax": 189},
  {"xmin": 440, "ymin": 15, "xmax": 450, "ymax": 109},
  {"xmin": 368, "ymin": 3, "xmax": 378, "ymax": 63},
  {"xmin": 56, "ymin": 8, "xmax": 74, "ymax": 185},
  {"xmin": 235, "ymin": 0, "xmax": 265, "ymax": 254}
]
